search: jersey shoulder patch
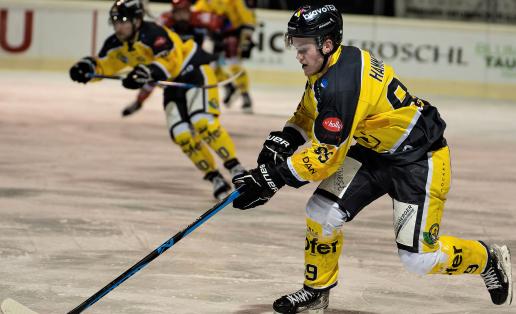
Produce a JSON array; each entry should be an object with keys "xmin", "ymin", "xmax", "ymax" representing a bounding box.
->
[
  {"xmin": 314, "ymin": 109, "xmax": 346, "ymax": 146},
  {"xmin": 139, "ymin": 21, "xmax": 174, "ymax": 55}
]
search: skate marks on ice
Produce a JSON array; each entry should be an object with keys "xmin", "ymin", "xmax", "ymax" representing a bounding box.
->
[
  {"xmin": 0, "ymin": 72, "xmax": 515, "ymax": 313},
  {"xmin": 1, "ymin": 299, "xmax": 38, "ymax": 314},
  {"xmin": 234, "ymin": 303, "xmax": 375, "ymax": 314}
]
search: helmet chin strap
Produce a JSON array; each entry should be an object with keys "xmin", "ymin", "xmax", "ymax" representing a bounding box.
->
[
  {"xmin": 127, "ymin": 19, "xmax": 141, "ymax": 50},
  {"xmin": 317, "ymin": 48, "xmax": 331, "ymax": 74}
]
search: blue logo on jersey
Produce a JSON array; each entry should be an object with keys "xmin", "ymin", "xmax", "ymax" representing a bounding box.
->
[
  {"xmin": 117, "ymin": 53, "xmax": 128, "ymax": 64},
  {"xmin": 320, "ymin": 78, "xmax": 328, "ymax": 89}
]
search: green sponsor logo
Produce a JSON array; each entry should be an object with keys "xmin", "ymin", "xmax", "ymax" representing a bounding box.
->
[
  {"xmin": 423, "ymin": 223, "xmax": 440, "ymax": 246},
  {"xmin": 475, "ymin": 43, "xmax": 516, "ymax": 78},
  {"xmin": 208, "ymin": 99, "xmax": 219, "ymax": 110}
]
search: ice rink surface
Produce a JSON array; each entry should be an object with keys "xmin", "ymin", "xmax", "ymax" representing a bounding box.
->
[{"xmin": 1, "ymin": 70, "xmax": 515, "ymax": 313}]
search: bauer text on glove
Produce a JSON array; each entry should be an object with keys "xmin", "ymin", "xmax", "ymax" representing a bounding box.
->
[
  {"xmin": 257, "ymin": 128, "xmax": 306, "ymax": 166},
  {"xmin": 232, "ymin": 164, "xmax": 284, "ymax": 210}
]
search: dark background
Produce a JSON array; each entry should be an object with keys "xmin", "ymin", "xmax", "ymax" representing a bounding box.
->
[
  {"xmin": 150, "ymin": 0, "xmax": 396, "ymax": 16},
  {"xmin": 145, "ymin": 0, "xmax": 515, "ymax": 24}
]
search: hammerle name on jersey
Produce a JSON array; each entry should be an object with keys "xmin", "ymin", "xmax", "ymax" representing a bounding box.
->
[{"xmin": 370, "ymin": 55, "xmax": 385, "ymax": 83}]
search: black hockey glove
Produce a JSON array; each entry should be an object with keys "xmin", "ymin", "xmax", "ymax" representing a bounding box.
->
[
  {"xmin": 257, "ymin": 129, "xmax": 305, "ymax": 166},
  {"xmin": 232, "ymin": 164, "xmax": 284, "ymax": 210},
  {"xmin": 122, "ymin": 64, "xmax": 154, "ymax": 89},
  {"xmin": 69, "ymin": 57, "xmax": 96, "ymax": 84}
]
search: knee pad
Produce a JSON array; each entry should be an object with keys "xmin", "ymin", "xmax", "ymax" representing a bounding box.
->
[
  {"xmin": 306, "ymin": 194, "xmax": 346, "ymax": 237},
  {"xmin": 191, "ymin": 113, "xmax": 214, "ymax": 132},
  {"xmin": 398, "ymin": 249, "xmax": 443, "ymax": 275},
  {"xmin": 170, "ymin": 122, "xmax": 193, "ymax": 144}
]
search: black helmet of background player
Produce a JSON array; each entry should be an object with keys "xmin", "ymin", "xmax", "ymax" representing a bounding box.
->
[
  {"xmin": 285, "ymin": 4, "xmax": 343, "ymax": 56},
  {"xmin": 110, "ymin": 0, "xmax": 144, "ymax": 41}
]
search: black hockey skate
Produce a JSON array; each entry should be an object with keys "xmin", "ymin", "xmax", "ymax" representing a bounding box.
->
[
  {"xmin": 223, "ymin": 158, "xmax": 246, "ymax": 180},
  {"xmin": 273, "ymin": 287, "xmax": 329, "ymax": 314},
  {"xmin": 241, "ymin": 92, "xmax": 253, "ymax": 114},
  {"xmin": 481, "ymin": 244, "xmax": 513, "ymax": 305},
  {"xmin": 204, "ymin": 171, "xmax": 231, "ymax": 201},
  {"xmin": 223, "ymin": 83, "xmax": 238, "ymax": 108}
]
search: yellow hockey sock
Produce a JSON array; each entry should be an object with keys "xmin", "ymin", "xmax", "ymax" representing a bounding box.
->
[
  {"xmin": 430, "ymin": 235, "xmax": 488, "ymax": 275},
  {"xmin": 304, "ymin": 217, "xmax": 343, "ymax": 290},
  {"xmin": 192, "ymin": 116, "xmax": 237, "ymax": 163},
  {"xmin": 228, "ymin": 64, "xmax": 249, "ymax": 93},
  {"xmin": 173, "ymin": 131, "xmax": 217, "ymax": 174},
  {"xmin": 214, "ymin": 65, "xmax": 229, "ymax": 82}
]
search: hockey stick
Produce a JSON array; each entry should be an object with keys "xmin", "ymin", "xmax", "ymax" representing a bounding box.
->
[
  {"xmin": 65, "ymin": 189, "xmax": 240, "ymax": 314},
  {"xmin": 88, "ymin": 69, "xmax": 243, "ymax": 89}
]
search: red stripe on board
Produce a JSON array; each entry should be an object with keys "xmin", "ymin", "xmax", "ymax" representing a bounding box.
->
[
  {"xmin": 0, "ymin": 9, "xmax": 33, "ymax": 53},
  {"xmin": 91, "ymin": 9, "xmax": 98, "ymax": 56}
]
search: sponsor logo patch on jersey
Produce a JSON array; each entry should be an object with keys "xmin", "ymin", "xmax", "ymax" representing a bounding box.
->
[
  {"xmin": 153, "ymin": 36, "xmax": 167, "ymax": 48},
  {"xmin": 208, "ymin": 99, "xmax": 219, "ymax": 110},
  {"xmin": 117, "ymin": 53, "xmax": 128, "ymax": 64},
  {"xmin": 320, "ymin": 78, "xmax": 328, "ymax": 89},
  {"xmin": 423, "ymin": 223, "xmax": 440, "ymax": 246},
  {"xmin": 322, "ymin": 117, "xmax": 343, "ymax": 132}
]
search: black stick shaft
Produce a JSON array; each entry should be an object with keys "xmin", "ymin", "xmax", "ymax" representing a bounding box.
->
[
  {"xmin": 89, "ymin": 74, "xmax": 123, "ymax": 80},
  {"xmin": 88, "ymin": 70, "xmax": 243, "ymax": 89},
  {"xmin": 67, "ymin": 190, "xmax": 240, "ymax": 314}
]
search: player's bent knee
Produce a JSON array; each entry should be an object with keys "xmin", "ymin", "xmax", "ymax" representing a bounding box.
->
[
  {"xmin": 398, "ymin": 249, "xmax": 442, "ymax": 275},
  {"xmin": 191, "ymin": 113, "xmax": 216, "ymax": 134},
  {"xmin": 170, "ymin": 122, "xmax": 193, "ymax": 144},
  {"xmin": 306, "ymin": 194, "xmax": 346, "ymax": 236}
]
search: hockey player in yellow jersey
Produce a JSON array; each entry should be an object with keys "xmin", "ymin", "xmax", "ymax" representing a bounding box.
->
[
  {"xmin": 192, "ymin": 0, "xmax": 256, "ymax": 113},
  {"xmin": 69, "ymin": 0, "xmax": 246, "ymax": 200},
  {"xmin": 232, "ymin": 4, "xmax": 512, "ymax": 313}
]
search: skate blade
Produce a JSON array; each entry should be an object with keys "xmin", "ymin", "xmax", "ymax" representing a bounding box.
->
[
  {"xmin": 500, "ymin": 245, "xmax": 513, "ymax": 305},
  {"xmin": 241, "ymin": 107, "xmax": 254, "ymax": 114},
  {"xmin": 273, "ymin": 309, "xmax": 325, "ymax": 314},
  {"xmin": 1, "ymin": 299, "xmax": 39, "ymax": 314}
]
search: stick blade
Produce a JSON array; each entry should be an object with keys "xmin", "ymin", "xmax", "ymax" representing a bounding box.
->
[{"xmin": 1, "ymin": 299, "xmax": 38, "ymax": 314}]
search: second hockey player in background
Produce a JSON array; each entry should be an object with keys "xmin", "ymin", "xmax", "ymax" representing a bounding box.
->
[{"xmin": 70, "ymin": 0, "xmax": 246, "ymax": 200}]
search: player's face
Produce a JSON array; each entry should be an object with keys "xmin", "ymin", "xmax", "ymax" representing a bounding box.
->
[
  {"xmin": 113, "ymin": 19, "xmax": 135, "ymax": 42},
  {"xmin": 172, "ymin": 8, "xmax": 191, "ymax": 22},
  {"xmin": 291, "ymin": 37, "xmax": 324, "ymax": 76}
]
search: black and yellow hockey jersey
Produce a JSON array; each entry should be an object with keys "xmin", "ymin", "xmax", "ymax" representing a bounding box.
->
[
  {"xmin": 192, "ymin": 0, "xmax": 256, "ymax": 32},
  {"xmin": 94, "ymin": 21, "xmax": 203, "ymax": 80},
  {"xmin": 278, "ymin": 45, "xmax": 446, "ymax": 187}
]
